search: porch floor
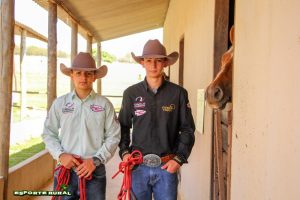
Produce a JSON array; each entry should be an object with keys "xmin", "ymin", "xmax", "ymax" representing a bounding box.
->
[{"xmin": 32, "ymin": 153, "xmax": 123, "ymax": 200}]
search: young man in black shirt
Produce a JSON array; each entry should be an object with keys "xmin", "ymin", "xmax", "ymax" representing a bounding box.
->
[{"xmin": 118, "ymin": 39, "xmax": 195, "ymax": 200}]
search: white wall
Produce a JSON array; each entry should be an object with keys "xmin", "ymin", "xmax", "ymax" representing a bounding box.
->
[
  {"xmin": 232, "ymin": 1, "xmax": 300, "ymax": 199},
  {"xmin": 164, "ymin": 0, "xmax": 215, "ymax": 199}
]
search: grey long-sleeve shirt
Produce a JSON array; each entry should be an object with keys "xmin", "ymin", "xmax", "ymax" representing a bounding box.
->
[{"xmin": 42, "ymin": 90, "xmax": 121, "ymax": 163}]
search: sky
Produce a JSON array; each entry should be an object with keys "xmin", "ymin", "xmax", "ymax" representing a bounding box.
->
[{"xmin": 15, "ymin": 0, "xmax": 163, "ymax": 57}]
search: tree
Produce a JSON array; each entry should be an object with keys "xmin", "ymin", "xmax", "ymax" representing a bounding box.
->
[
  {"xmin": 117, "ymin": 53, "xmax": 135, "ymax": 63},
  {"xmin": 14, "ymin": 45, "xmax": 69, "ymax": 58},
  {"xmin": 92, "ymin": 48, "xmax": 116, "ymax": 63}
]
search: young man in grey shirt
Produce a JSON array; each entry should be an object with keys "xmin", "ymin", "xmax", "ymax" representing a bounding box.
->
[{"xmin": 43, "ymin": 52, "xmax": 120, "ymax": 199}]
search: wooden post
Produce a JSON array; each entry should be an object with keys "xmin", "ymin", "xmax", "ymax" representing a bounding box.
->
[
  {"xmin": 213, "ymin": 133, "xmax": 218, "ymax": 200},
  {"xmin": 47, "ymin": 1, "xmax": 57, "ymax": 111},
  {"xmin": 0, "ymin": 1, "xmax": 14, "ymax": 199},
  {"xmin": 226, "ymin": 103, "xmax": 233, "ymax": 200},
  {"xmin": 96, "ymin": 42, "xmax": 102, "ymax": 94},
  {"xmin": 213, "ymin": 0, "xmax": 229, "ymax": 77},
  {"xmin": 214, "ymin": 110, "xmax": 225, "ymax": 200},
  {"xmin": 20, "ymin": 29, "xmax": 27, "ymax": 120},
  {"xmin": 70, "ymin": 19, "xmax": 78, "ymax": 91},
  {"xmin": 86, "ymin": 33, "xmax": 92, "ymax": 54}
]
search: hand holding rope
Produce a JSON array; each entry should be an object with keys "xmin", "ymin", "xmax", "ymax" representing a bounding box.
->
[
  {"xmin": 112, "ymin": 150, "xmax": 143, "ymax": 200},
  {"xmin": 52, "ymin": 156, "xmax": 92, "ymax": 200}
]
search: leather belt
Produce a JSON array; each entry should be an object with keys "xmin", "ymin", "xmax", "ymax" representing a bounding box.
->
[{"xmin": 143, "ymin": 154, "xmax": 175, "ymax": 167}]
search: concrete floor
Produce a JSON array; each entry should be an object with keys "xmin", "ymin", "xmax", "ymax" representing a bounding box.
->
[{"xmin": 32, "ymin": 153, "xmax": 123, "ymax": 200}]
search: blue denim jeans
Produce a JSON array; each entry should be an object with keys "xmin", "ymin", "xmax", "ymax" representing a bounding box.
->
[
  {"xmin": 53, "ymin": 164, "xmax": 106, "ymax": 200},
  {"xmin": 131, "ymin": 164, "xmax": 178, "ymax": 200}
]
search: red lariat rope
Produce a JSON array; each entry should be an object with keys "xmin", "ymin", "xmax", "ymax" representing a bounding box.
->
[
  {"xmin": 52, "ymin": 157, "xmax": 92, "ymax": 200},
  {"xmin": 112, "ymin": 150, "xmax": 143, "ymax": 200}
]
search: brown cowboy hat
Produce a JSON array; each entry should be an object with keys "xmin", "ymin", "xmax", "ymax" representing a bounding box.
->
[
  {"xmin": 131, "ymin": 39, "xmax": 179, "ymax": 65},
  {"xmin": 60, "ymin": 52, "xmax": 107, "ymax": 79}
]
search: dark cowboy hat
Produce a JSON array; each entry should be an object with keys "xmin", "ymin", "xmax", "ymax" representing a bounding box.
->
[
  {"xmin": 60, "ymin": 52, "xmax": 107, "ymax": 79},
  {"xmin": 131, "ymin": 39, "xmax": 179, "ymax": 65}
]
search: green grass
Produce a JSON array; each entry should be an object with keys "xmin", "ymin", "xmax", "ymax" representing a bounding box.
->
[
  {"xmin": 12, "ymin": 107, "xmax": 21, "ymax": 122},
  {"xmin": 9, "ymin": 137, "xmax": 45, "ymax": 167}
]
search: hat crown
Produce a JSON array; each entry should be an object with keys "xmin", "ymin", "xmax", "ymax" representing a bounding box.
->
[
  {"xmin": 142, "ymin": 39, "xmax": 167, "ymax": 56},
  {"xmin": 72, "ymin": 52, "xmax": 96, "ymax": 69}
]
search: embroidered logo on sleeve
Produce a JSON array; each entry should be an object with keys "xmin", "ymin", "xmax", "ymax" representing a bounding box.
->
[
  {"xmin": 62, "ymin": 102, "xmax": 75, "ymax": 113},
  {"xmin": 162, "ymin": 104, "xmax": 176, "ymax": 112},
  {"xmin": 135, "ymin": 110, "xmax": 146, "ymax": 116},
  {"xmin": 90, "ymin": 104, "xmax": 105, "ymax": 112}
]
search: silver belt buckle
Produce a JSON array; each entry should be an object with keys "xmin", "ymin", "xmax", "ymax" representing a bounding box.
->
[{"xmin": 143, "ymin": 154, "xmax": 161, "ymax": 167}]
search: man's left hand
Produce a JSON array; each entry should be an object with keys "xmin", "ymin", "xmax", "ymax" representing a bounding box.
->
[
  {"xmin": 76, "ymin": 158, "xmax": 96, "ymax": 178},
  {"xmin": 161, "ymin": 160, "xmax": 180, "ymax": 173}
]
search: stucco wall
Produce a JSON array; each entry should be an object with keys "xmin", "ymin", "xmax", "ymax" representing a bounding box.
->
[
  {"xmin": 164, "ymin": 0, "xmax": 215, "ymax": 199},
  {"xmin": 232, "ymin": 1, "xmax": 300, "ymax": 199}
]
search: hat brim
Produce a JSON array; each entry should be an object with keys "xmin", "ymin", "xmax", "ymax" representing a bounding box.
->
[
  {"xmin": 60, "ymin": 63, "xmax": 107, "ymax": 79},
  {"xmin": 131, "ymin": 52, "xmax": 179, "ymax": 66}
]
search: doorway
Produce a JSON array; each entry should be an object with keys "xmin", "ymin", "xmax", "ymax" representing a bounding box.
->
[{"xmin": 211, "ymin": 0, "xmax": 235, "ymax": 200}]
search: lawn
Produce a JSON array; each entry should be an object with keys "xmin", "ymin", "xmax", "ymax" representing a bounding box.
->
[{"xmin": 9, "ymin": 137, "xmax": 45, "ymax": 167}]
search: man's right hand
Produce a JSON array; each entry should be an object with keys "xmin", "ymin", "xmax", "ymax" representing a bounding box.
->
[
  {"xmin": 122, "ymin": 153, "xmax": 138, "ymax": 170},
  {"xmin": 122, "ymin": 154, "xmax": 130, "ymax": 162},
  {"xmin": 59, "ymin": 153, "xmax": 81, "ymax": 169}
]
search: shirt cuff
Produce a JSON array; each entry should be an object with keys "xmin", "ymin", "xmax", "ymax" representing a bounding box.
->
[
  {"xmin": 173, "ymin": 154, "xmax": 187, "ymax": 166},
  {"xmin": 120, "ymin": 149, "xmax": 130, "ymax": 159},
  {"xmin": 55, "ymin": 150, "xmax": 65, "ymax": 161},
  {"xmin": 94, "ymin": 155, "xmax": 105, "ymax": 163}
]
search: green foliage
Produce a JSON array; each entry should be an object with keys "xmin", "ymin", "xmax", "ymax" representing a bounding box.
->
[
  {"xmin": 14, "ymin": 45, "xmax": 69, "ymax": 58},
  {"xmin": 57, "ymin": 50, "xmax": 69, "ymax": 58},
  {"xmin": 117, "ymin": 53, "xmax": 135, "ymax": 63},
  {"xmin": 102, "ymin": 51, "xmax": 117, "ymax": 63},
  {"xmin": 27, "ymin": 46, "xmax": 47, "ymax": 56},
  {"xmin": 92, "ymin": 48, "xmax": 116, "ymax": 63}
]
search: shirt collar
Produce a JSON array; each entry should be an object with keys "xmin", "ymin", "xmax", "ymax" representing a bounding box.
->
[
  {"xmin": 69, "ymin": 89, "xmax": 96, "ymax": 102},
  {"xmin": 142, "ymin": 77, "xmax": 167, "ymax": 92}
]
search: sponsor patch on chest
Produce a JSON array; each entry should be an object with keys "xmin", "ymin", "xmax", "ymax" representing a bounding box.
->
[
  {"xmin": 135, "ymin": 109, "xmax": 146, "ymax": 116},
  {"xmin": 162, "ymin": 104, "xmax": 176, "ymax": 112},
  {"xmin": 134, "ymin": 96, "xmax": 146, "ymax": 109},
  {"xmin": 62, "ymin": 102, "xmax": 75, "ymax": 113},
  {"xmin": 90, "ymin": 104, "xmax": 105, "ymax": 112},
  {"xmin": 134, "ymin": 102, "xmax": 146, "ymax": 109}
]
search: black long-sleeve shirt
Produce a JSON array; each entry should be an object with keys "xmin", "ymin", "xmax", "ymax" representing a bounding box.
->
[{"xmin": 118, "ymin": 79, "xmax": 195, "ymax": 164}]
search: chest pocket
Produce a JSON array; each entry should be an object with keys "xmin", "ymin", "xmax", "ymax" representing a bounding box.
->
[{"xmin": 86, "ymin": 106, "xmax": 106, "ymax": 131}]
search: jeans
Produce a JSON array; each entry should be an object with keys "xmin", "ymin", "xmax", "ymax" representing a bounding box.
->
[
  {"xmin": 131, "ymin": 164, "xmax": 178, "ymax": 200},
  {"xmin": 53, "ymin": 164, "xmax": 106, "ymax": 200}
]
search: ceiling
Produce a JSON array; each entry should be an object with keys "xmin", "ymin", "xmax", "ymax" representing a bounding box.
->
[{"xmin": 33, "ymin": 0, "xmax": 170, "ymax": 42}]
